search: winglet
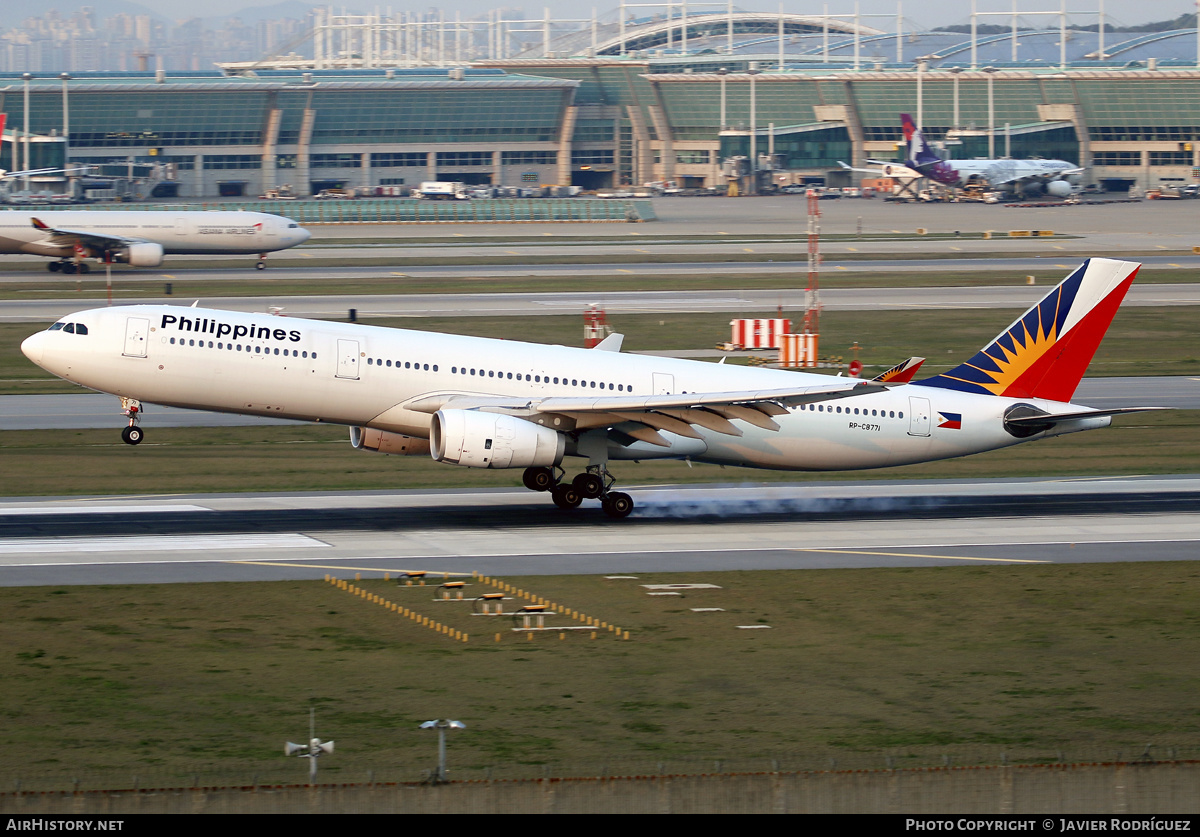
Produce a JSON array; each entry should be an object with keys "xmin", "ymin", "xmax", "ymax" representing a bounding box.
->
[
  {"xmin": 914, "ymin": 259, "xmax": 1140, "ymax": 402},
  {"xmin": 592, "ymin": 333, "xmax": 624, "ymax": 352},
  {"xmin": 30, "ymin": 217, "xmax": 50, "ymax": 231},
  {"xmin": 872, "ymin": 357, "xmax": 925, "ymax": 384}
]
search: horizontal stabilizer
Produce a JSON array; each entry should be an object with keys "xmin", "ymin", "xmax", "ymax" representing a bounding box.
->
[{"xmin": 1005, "ymin": 406, "xmax": 1167, "ymax": 427}]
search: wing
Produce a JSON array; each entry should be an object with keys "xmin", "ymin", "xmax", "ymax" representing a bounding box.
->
[
  {"xmin": 405, "ymin": 381, "xmax": 887, "ymax": 448},
  {"xmin": 30, "ymin": 217, "xmax": 143, "ymax": 251}
]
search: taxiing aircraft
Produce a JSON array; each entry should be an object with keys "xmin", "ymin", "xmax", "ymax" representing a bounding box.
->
[
  {"xmin": 20, "ymin": 258, "xmax": 1154, "ymax": 518},
  {"xmin": 0, "ymin": 210, "xmax": 311, "ymax": 273},
  {"xmin": 899, "ymin": 113, "xmax": 1082, "ymax": 197}
]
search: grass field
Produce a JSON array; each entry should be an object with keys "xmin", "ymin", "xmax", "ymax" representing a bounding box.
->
[{"xmin": 5, "ymin": 561, "xmax": 1200, "ymax": 788}]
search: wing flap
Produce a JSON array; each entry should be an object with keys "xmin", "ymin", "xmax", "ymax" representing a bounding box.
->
[{"xmin": 30, "ymin": 217, "xmax": 140, "ymax": 249}]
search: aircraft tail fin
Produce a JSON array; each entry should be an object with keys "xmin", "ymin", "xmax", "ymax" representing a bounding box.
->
[
  {"xmin": 913, "ymin": 258, "xmax": 1140, "ymax": 402},
  {"xmin": 900, "ymin": 113, "xmax": 942, "ymax": 167},
  {"xmin": 0, "ymin": 113, "xmax": 6, "ymax": 140}
]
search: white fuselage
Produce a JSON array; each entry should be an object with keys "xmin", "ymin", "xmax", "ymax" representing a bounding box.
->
[
  {"xmin": 947, "ymin": 159, "xmax": 1079, "ymax": 190},
  {"xmin": 0, "ymin": 210, "xmax": 310, "ymax": 259},
  {"xmin": 21, "ymin": 304, "xmax": 1105, "ymax": 473}
]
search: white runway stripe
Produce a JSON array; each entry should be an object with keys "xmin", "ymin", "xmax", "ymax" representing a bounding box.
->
[
  {"xmin": 0, "ymin": 504, "xmax": 211, "ymax": 516},
  {"xmin": 0, "ymin": 533, "xmax": 325, "ymax": 554}
]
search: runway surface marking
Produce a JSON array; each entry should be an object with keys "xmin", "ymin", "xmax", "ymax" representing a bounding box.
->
[
  {"xmin": 227, "ymin": 559, "xmax": 471, "ymax": 575},
  {"xmin": 791, "ymin": 548, "xmax": 1047, "ymax": 564},
  {"xmin": 0, "ymin": 533, "xmax": 327, "ymax": 554},
  {"xmin": 0, "ymin": 504, "xmax": 210, "ymax": 516}
]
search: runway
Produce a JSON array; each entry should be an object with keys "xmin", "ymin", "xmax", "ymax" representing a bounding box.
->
[
  {"xmin": 5, "ymin": 282, "xmax": 1199, "ymax": 323},
  {"xmin": 1, "ymin": 376, "xmax": 1194, "ymax": 430},
  {"xmin": 1, "ymin": 476, "xmax": 1197, "ymax": 586},
  {"xmin": 2, "ymin": 253, "xmax": 1199, "ymax": 289}
]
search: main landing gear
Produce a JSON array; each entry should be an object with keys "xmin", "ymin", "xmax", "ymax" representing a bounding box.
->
[
  {"xmin": 256, "ymin": 253, "xmax": 268, "ymax": 270},
  {"xmin": 522, "ymin": 466, "xmax": 634, "ymax": 519},
  {"xmin": 48, "ymin": 260, "xmax": 89, "ymax": 274},
  {"xmin": 120, "ymin": 398, "xmax": 144, "ymax": 446}
]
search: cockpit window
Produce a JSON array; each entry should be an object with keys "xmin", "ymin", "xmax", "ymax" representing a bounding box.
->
[
  {"xmin": 50, "ymin": 322, "xmax": 88, "ymax": 335},
  {"xmin": 288, "ymin": 223, "xmax": 298, "ymax": 228}
]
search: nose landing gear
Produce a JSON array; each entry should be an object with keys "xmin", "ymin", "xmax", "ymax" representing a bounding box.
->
[
  {"xmin": 520, "ymin": 465, "xmax": 634, "ymax": 519},
  {"xmin": 120, "ymin": 398, "xmax": 144, "ymax": 445},
  {"xmin": 256, "ymin": 253, "xmax": 267, "ymax": 270}
]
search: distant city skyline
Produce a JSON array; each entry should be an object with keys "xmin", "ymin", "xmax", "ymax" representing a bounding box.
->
[{"xmin": 9, "ymin": 1, "xmax": 1196, "ymax": 29}]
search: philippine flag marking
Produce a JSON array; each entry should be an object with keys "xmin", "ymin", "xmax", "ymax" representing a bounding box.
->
[{"xmin": 937, "ymin": 412, "xmax": 962, "ymax": 430}]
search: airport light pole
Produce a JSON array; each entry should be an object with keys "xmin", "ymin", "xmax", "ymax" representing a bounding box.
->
[
  {"xmin": 748, "ymin": 65, "xmax": 761, "ymax": 195},
  {"xmin": 983, "ymin": 66, "xmax": 998, "ymax": 159},
  {"xmin": 949, "ymin": 66, "xmax": 962, "ymax": 131},
  {"xmin": 717, "ymin": 66, "xmax": 728, "ymax": 130},
  {"xmin": 420, "ymin": 719, "xmax": 465, "ymax": 783},
  {"xmin": 22, "ymin": 73, "xmax": 33, "ymax": 194},
  {"xmin": 915, "ymin": 58, "xmax": 928, "ymax": 136},
  {"xmin": 59, "ymin": 73, "xmax": 70, "ymax": 139}
]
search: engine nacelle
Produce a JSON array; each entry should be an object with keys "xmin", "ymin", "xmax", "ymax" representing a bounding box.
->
[
  {"xmin": 1045, "ymin": 179, "xmax": 1074, "ymax": 199},
  {"xmin": 117, "ymin": 242, "xmax": 165, "ymax": 267},
  {"xmin": 349, "ymin": 426, "xmax": 431, "ymax": 456},
  {"xmin": 431, "ymin": 409, "xmax": 565, "ymax": 469}
]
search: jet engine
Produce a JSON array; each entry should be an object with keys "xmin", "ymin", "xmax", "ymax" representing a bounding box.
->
[
  {"xmin": 349, "ymin": 426, "xmax": 431, "ymax": 456},
  {"xmin": 1045, "ymin": 180, "xmax": 1074, "ymax": 199},
  {"xmin": 116, "ymin": 242, "xmax": 165, "ymax": 267},
  {"xmin": 431, "ymin": 409, "xmax": 564, "ymax": 469}
]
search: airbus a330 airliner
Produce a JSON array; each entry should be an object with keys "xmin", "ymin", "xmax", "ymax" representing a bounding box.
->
[{"xmin": 21, "ymin": 258, "xmax": 1153, "ymax": 518}]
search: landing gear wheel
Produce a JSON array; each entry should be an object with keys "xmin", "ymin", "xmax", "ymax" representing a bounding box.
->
[
  {"xmin": 551, "ymin": 484, "xmax": 582, "ymax": 510},
  {"xmin": 62, "ymin": 262, "xmax": 77, "ymax": 275},
  {"xmin": 255, "ymin": 261, "xmax": 266, "ymax": 270},
  {"xmin": 572, "ymin": 472, "xmax": 605, "ymax": 499},
  {"xmin": 601, "ymin": 492, "xmax": 634, "ymax": 519},
  {"xmin": 78, "ymin": 262, "xmax": 90, "ymax": 274},
  {"xmin": 522, "ymin": 466, "xmax": 555, "ymax": 492},
  {"xmin": 121, "ymin": 426, "xmax": 143, "ymax": 446},
  {"xmin": 47, "ymin": 262, "xmax": 62, "ymax": 273}
]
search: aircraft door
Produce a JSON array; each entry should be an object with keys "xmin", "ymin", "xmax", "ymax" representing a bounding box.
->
[
  {"xmin": 336, "ymin": 339, "xmax": 360, "ymax": 379},
  {"xmin": 907, "ymin": 396, "xmax": 931, "ymax": 437},
  {"xmin": 173, "ymin": 217, "xmax": 189, "ymax": 236},
  {"xmin": 123, "ymin": 317, "xmax": 150, "ymax": 358},
  {"xmin": 653, "ymin": 373, "xmax": 674, "ymax": 395}
]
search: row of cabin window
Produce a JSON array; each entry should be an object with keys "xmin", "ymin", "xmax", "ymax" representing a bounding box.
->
[
  {"xmin": 364, "ymin": 357, "xmax": 633, "ymax": 392},
  {"xmin": 801, "ymin": 403, "xmax": 903, "ymax": 418},
  {"xmin": 367, "ymin": 357, "xmax": 434, "ymax": 371},
  {"xmin": 168, "ymin": 336, "xmax": 317, "ymax": 358},
  {"xmin": 48, "ymin": 322, "xmax": 88, "ymax": 335}
]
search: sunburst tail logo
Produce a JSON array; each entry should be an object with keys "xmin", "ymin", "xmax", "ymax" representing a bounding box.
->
[{"xmin": 915, "ymin": 259, "xmax": 1140, "ymax": 403}]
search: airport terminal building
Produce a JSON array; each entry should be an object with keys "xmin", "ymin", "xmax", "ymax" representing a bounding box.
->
[{"xmin": 3, "ymin": 11, "xmax": 1200, "ymax": 197}]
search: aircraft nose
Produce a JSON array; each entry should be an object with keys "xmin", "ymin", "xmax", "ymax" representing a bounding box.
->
[
  {"xmin": 296, "ymin": 227, "xmax": 312, "ymax": 244},
  {"xmin": 21, "ymin": 331, "xmax": 46, "ymax": 366}
]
